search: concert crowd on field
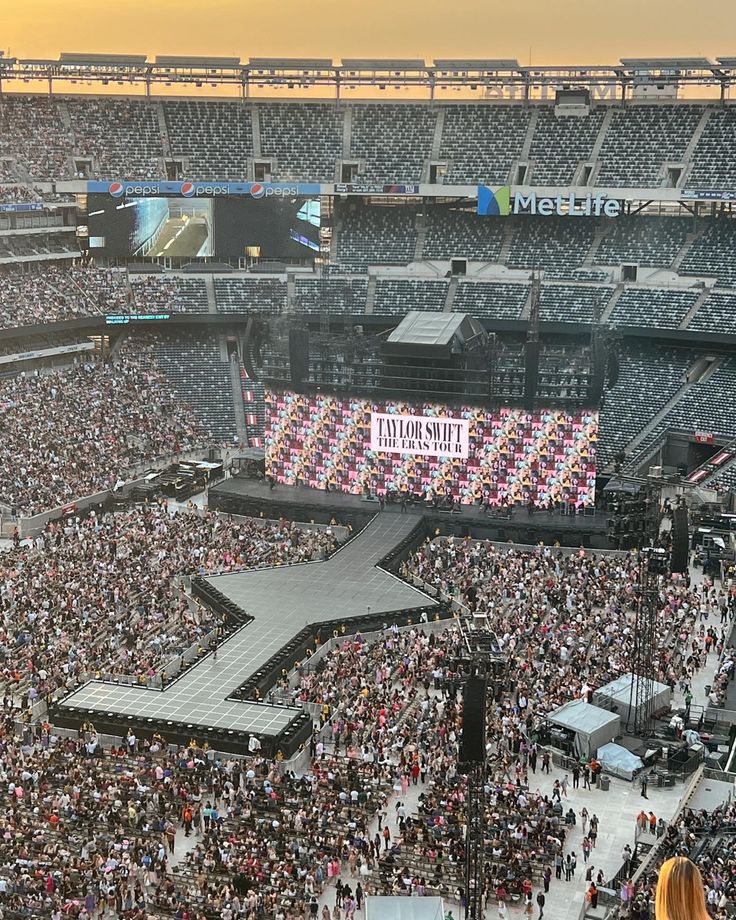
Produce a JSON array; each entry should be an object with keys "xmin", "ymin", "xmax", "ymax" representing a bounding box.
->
[
  {"xmin": 0, "ymin": 504, "xmax": 336, "ymax": 709},
  {"xmin": 0, "ymin": 530, "xmax": 730, "ymax": 917},
  {"xmin": 0, "ymin": 341, "xmax": 206, "ymax": 516},
  {"xmin": 405, "ymin": 537, "xmax": 736, "ymax": 708}
]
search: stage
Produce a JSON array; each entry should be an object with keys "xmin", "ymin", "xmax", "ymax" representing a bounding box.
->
[
  {"xmin": 52, "ymin": 477, "xmax": 609, "ymax": 756},
  {"xmin": 208, "ymin": 475, "xmax": 610, "ymax": 548},
  {"xmin": 52, "ymin": 511, "xmax": 439, "ymax": 756}
]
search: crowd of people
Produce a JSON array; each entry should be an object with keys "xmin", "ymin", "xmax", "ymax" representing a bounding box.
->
[
  {"xmin": 612, "ymin": 801, "xmax": 736, "ymax": 920},
  {"xmin": 404, "ymin": 537, "xmax": 736, "ymax": 714},
  {"xmin": 0, "ymin": 503, "xmax": 338, "ymax": 711},
  {"xmin": 0, "ymin": 264, "xmax": 204, "ymax": 331},
  {"xmin": 0, "ymin": 185, "xmax": 43, "ymax": 203},
  {"xmin": 0, "ymin": 340, "xmax": 208, "ymax": 516},
  {"xmin": 0, "ymin": 263, "xmax": 132, "ymax": 330},
  {"xmin": 0, "ymin": 519, "xmax": 729, "ymax": 917},
  {"xmin": 276, "ymin": 621, "xmax": 595, "ymax": 908},
  {"xmin": 0, "ymin": 97, "xmax": 72, "ymax": 181}
]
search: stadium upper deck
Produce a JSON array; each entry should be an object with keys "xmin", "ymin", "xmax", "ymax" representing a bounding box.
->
[{"xmin": 1, "ymin": 87, "xmax": 736, "ymax": 190}]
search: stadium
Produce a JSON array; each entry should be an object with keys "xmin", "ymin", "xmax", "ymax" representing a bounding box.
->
[{"xmin": 1, "ymin": 46, "xmax": 736, "ymax": 920}]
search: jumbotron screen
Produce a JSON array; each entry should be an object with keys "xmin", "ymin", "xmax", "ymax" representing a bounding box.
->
[
  {"xmin": 87, "ymin": 194, "xmax": 320, "ymax": 259},
  {"xmin": 265, "ymin": 391, "xmax": 598, "ymax": 507}
]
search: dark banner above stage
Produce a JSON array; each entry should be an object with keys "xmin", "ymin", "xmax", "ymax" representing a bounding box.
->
[{"xmin": 265, "ymin": 391, "xmax": 598, "ymax": 508}]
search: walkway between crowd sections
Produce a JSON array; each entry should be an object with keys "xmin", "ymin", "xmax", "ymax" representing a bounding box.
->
[
  {"xmin": 305, "ymin": 749, "xmax": 684, "ymax": 920},
  {"xmin": 670, "ymin": 560, "xmax": 729, "ymax": 722}
]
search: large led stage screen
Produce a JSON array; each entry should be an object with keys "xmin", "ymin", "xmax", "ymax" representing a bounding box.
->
[
  {"xmin": 87, "ymin": 194, "xmax": 320, "ymax": 260},
  {"xmin": 265, "ymin": 391, "xmax": 598, "ymax": 507}
]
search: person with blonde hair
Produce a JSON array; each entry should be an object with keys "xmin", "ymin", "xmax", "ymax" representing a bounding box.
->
[{"xmin": 655, "ymin": 856, "xmax": 710, "ymax": 920}]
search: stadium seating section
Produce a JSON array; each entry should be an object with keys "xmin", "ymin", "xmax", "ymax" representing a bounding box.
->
[
  {"xmin": 67, "ymin": 98, "xmax": 162, "ymax": 180},
  {"xmin": 595, "ymin": 105, "xmax": 702, "ymax": 187},
  {"xmin": 528, "ymin": 108, "xmax": 606, "ymax": 185},
  {"xmin": 609, "ymin": 287, "xmax": 699, "ymax": 328},
  {"xmin": 164, "ymin": 100, "xmax": 252, "ymax": 180},
  {"xmin": 336, "ymin": 205, "xmax": 418, "ymax": 271},
  {"xmin": 373, "ymin": 279, "xmax": 448, "ymax": 314},
  {"xmin": 597, "ymin": 346, "xmax": 692, "ymax": 465},
  {"xmin": 129, "ymin": 275, "xmax": 209, "ymax": 313},
  {"xmin": 506, "ymin": 216, "xmax": 595, "ymax": 276},
  {"xmin": 439, "ymin": 104, "xmax": 531, "ymax": 185},
  {"xmin": 452, "ymin": 281, "xmax": 529, "ymax": 319},
  {"xmin": 624, "ymin": 357, "xmax": 736, "ymax": 470},
  {"xmin": 153, "ymin": 332, "xmax": 238, "ymax": 440},
  {"xmin": 688, "ymin": 290, "xmax": 736, "ymax": 335},
  {"xmin": 423, "ymin": 207, "xmax": 505, "ymax": 262},
  {"xmin": 538, "ymin": 284, "xmax": 612, "ymax": 323},
  {"xmin": 214, "ymin": 277, "xmax": 287, "ymax": 314},
  {"xmin": 294, "ymin": 276, "xmax": 368, "ymax": 314},
  {"xmin": 350, "ymin": 104, "xmax": 435, "ymax": 183},
  {"xmin": 259, "ymin": 103, "xmax": 342, "ymax": 182},
  {"xmin": 594, "ymin": 216, "xmax": 690, "ymax": 268},
  {"xmin": 687, "ymin": 107, "xmax": 736, "ymax": 189},
  {"xmin": 680, "ymin": 219, "xmax": 736, "ymax": 287},
  {"xmin": 0, "ymin": 96, "xmax": 735, "ymax": 192}
]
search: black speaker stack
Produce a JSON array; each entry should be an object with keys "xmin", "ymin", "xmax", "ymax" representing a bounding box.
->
[{"xmin": 459, "ymin": 676, "xmax": 487, "ymax": 766}]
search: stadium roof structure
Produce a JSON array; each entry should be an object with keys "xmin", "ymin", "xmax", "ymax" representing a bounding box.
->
[
  {"xmin": 341, "ymin": 59, "xmax": 427, "ymax": 72},
  {"xmin": 1, "ymin": 53, "xmax": 735, "ymax": 99},
  {"xmin": 433, "ymin": 59, "xmax": 521, "ymax": 72},
  {"xmin": 59, "ymin": 53, "xmax": 148, "ymax": 67},
  {"xmin": 155, "ymin": 55, "xmax": 242, "ymax": 71}
]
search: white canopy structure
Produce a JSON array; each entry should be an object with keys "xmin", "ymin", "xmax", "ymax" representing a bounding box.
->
[
  {"xmin": 592, "ymin": 673, "xmax": 672, "ymax": 726},
  {"xmin": 548, "ymin": 699, "xmax": 620, "ymax": 759},
  {"xmin": 365, "ymin": 897, "xmax": 446, "ymax": 920}
]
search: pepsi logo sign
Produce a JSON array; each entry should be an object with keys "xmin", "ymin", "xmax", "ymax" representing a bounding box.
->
[
  {"xmin": 108, "ymin": 181, "xmax": 124, "ymax": 198},
  {"xmin": 250, "ymin": 183, "xmax": 266, "ymax": 199},
  {"xmin": 180, "ymin": 182, "xmax": 195, "ymax": 197}
]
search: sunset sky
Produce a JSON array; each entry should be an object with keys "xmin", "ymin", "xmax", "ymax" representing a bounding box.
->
[{"xmin": 3, "ymin": 0, "xmax": 734, "ymax": 64}]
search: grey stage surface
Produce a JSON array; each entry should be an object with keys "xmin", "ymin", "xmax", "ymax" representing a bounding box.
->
[{"xmin": 57, "ymin": 513, "xmax": 435, "ymax": 737}]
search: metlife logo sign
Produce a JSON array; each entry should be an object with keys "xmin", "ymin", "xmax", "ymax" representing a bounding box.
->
[{"xmin": 477, "ymin": 187, "xmax": 622, "ymax": 217}]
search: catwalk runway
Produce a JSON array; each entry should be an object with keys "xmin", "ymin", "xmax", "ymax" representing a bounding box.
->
[{"xmin": 55, "ymin": 512, "xmax": 435, "ymax": 749}]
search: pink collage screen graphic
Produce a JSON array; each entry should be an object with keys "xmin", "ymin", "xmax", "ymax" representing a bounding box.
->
[{"xmin": 265, "ymin": 390, "xmax": 598, "ymax": 507}]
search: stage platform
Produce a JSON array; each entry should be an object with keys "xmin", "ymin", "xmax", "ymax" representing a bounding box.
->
[
  {"xmin": 53, "ymin": 512, "xmax": 437, "ymax": 755},
  {"xmin": 208, "ymin": 476, "xmax": 610, "ymax": 548}
]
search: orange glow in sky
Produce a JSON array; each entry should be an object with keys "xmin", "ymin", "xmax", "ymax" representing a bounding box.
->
[{"xmin": 2, "ymin": 0, "xmax": 731, "ymax": 64}]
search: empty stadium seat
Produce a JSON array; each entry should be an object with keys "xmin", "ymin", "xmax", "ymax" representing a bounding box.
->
[
  {"xmin": 350, "ymin": 104, "xmax": 436, "ymax": 183},
  {"xmin": 214, "ymin": 277, "xmax": 287, "ymax": 314},
  {"xmin": 594, "ymin": 216, "xmax": 690, "ymax": 268},
  {"xmin": 439, "ymin": 104, "xmax": 531, "ymax": 185},
  {"xmin": 452, "ymin": 281, "xmax": 529, "ymax": 319},
  {"xmin": 609, "ymin": 287, "xmax": 698, "ymax": 328},
  {"xmin": 597, "ymin": 346, "xmax": 693, "ymax": 465},
  {"xmin": 596, "ymin": 105, "xmax": 701, "ymax": 187},
  {"xmin": 529, "ymin": 108, "xmax": 606, "ymax": 185},
  {"xmin": 423, "ymin": 207, "xmax": 504, "ymax": 261},
  {"xmin": 336, "ymin": 205, "xmax": 418, "ymax": 271},
  {"xmin": 259, "ymin": 103, "xmax": 342, "ymax": 182},
  {"xmin": 164, "ymin": 100, "xmax": 253, "ymax": 180},
  {"xmin": 294, "ymin": 276, "xmax": 368, "ymax": 314},
  {"xmin": 373, "ymin": 279, "xmax": 448, "ymax": 314}
]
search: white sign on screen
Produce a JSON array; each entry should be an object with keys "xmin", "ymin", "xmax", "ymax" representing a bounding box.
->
[{"xmin": 370, "ymin": 412, "xmax": 470, "ymax": 459}]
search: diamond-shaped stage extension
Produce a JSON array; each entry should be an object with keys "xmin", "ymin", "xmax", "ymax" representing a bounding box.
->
[{"xmin": 53, "ymin": 513, "xmax": 437, "ymax": 755}]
